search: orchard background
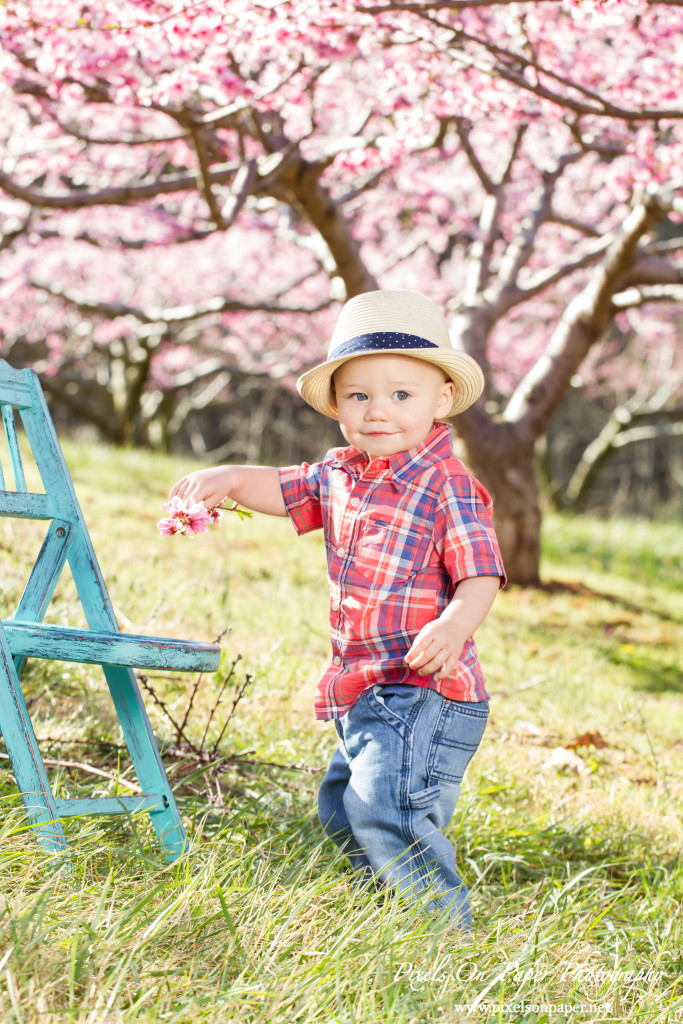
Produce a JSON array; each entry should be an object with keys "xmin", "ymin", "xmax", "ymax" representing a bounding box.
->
[
  {"xmin": 1, "ymin": 5, "xmax": 683, "ymax": 1020},
  {"xmin": 1, "ymin": 0, "xmax": 682, "ymax": 581}
]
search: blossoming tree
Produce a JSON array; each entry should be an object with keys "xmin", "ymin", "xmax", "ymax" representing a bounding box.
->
[{"xmin": 1, "ymin": 0, "xmax": 682, "ymax": 582}]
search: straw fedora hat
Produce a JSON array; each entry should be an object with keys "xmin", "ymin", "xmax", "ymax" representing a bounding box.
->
[{"xmin": 297, "ymin": 289, "xmax": 484, "ymax": 419}]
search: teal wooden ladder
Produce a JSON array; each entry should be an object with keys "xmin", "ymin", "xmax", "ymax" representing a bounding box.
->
[{"xmin": 0, "ymin": 359, "xmax": 221, "ymax": 860}]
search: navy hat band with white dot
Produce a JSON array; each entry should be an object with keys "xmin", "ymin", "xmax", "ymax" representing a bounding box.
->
[{"xmin": 329, "ymin": 332, "xmax": 439, "ymax": 362}]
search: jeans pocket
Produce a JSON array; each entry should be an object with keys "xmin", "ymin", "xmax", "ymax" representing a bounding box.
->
[
  {"xmin": 427, "ymin": 700, "xmax": 489, "ymax": 784},
  {"xmin": 408, "ymin": 783, "xmax": 442, "ymax": 809},
  {"xmin": 369, "ymin": 683, "xmax": 429, "ymax": 735}
]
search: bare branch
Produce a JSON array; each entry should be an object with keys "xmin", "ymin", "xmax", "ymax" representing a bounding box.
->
[
  {"xmin": 612, "ymin": 284, "xmax": 683, "ymax": 309},
  {"xmin": 495, "ymin": 148, "xmax": 584, "ymax": 301},
  {"xmin": 498, "ymin": 129, "xmax": 525, "ymax": 191},
  {"xmin": 0, "ymin": 213, "xmax": 32, "ymax": 251},
  {"xmin": 39, "ymin": 376, "xmax": 118, "ymax": 438},
  {"xmin": 458, "ymin": 122, "xmax": 527, "ymax": 303},
  {"xmin": 28, "ymin": 278, "xmax": 334, "ymax": 325},
  {"xmin": 189, "ymin": 123, "xmax": 227, "ymax": 229},
  {"xmin": 396, "ymin": 7, "xmax": 683, "ymax": 122},
  {"xmin": 52, "ymin": 117, "xmax": 184, "ymax": 147},
  {"xmin": 360, "ymin": 0, "xmax": 567, "ymax": 11},
  {"xmin": 503, "ymin": 188, "xmax": 674, "ymax": 443},
  {"xmin": 32, "ymin": 226, "xmax": 214, "ymax": 249},
  {"xmin": 0, "ymin": 163, "xmax": 239, "ymax": 209},
  {"xmin": 612, "ymin": 422, "xmax": 683, "ymax": 448},
  {"xmin": 337, "ymin": 167, "xmax": 390, "ymax": 205},
  {"xmin": 565, "ymin": 388, "xmax": 683, "ymax": 508},
  {"xmin": 548, "ymin": 214, "xmax": 602, "ymax": 238},
  {"xmin": 453, "ymin": 117, "xmax": 495, "ymax": 195},
  {"xmin": 221, "ymin": 159, "xmax": 257, "ymax": 227},
  {"xmin": 643, "ymin": 238, "xmax": 683, "ymax": 257},
  {"xmin": 501, "ymin": 234, "xmax": 613, "ymax": 310}
]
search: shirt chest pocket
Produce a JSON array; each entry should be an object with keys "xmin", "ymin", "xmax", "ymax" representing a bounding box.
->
[{"xmin": 351, "ymin": 514, "xmax": 437, "ymax": 590}]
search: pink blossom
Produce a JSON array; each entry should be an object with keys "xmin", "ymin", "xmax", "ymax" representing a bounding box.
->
[
  {"xmin": 156, "ymin": 496, "xmax": 251, "ymax": 537},
  {"xmin": 157, "ymin": 496, "xmax": 212, "ymax": 537},
  {"xmin": 157, "ymin": 516, "xmax": 182, "ymax": 536}
]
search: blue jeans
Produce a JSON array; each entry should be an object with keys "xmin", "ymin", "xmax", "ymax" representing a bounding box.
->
[{"xmin": 317, "ymin": 683, "xmax": 489, "ymax": 930}]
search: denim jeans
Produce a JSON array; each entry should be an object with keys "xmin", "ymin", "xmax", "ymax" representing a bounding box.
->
[{"xmin": 317, "ymin": 683, "xmax": 489, "ymax": 930}]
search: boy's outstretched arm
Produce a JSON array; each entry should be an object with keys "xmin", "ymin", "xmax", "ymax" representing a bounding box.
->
[
  {"xmin": 404, "ymin": 575, "xmax": 501, "ymax": 683},
  {"xmin": 170, "ymin": 465, "xmax": 287, "ymax": 517}
]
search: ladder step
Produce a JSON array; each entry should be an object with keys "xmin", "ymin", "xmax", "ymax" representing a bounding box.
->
[
  {"xmin": 3, "ymin": 620, "xmax": 221, "ymax": 671},
  {"xmin": 0, "ymin": 491, "xmax": 53, "ymax": 520},
  {"xmin": 55, "ymin": 795, "xmax": 166, "ymax": 817}
]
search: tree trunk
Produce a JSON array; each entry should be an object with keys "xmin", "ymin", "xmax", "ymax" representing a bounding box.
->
[{"xmin": 455, "ymin": 406, "xmax": 541, "ymax": 586}]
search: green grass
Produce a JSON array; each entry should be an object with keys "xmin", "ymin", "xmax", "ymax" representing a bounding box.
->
[{"xmin": 1, "ymin": 438, "xmax": 683, "ymax": 1023}]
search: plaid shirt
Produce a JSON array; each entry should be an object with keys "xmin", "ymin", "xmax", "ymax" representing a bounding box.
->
[{"xmin": 279, "ymin": 422, "xmax": 505, "ymax": 720}]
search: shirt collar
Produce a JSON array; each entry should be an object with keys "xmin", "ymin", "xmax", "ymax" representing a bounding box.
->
[{"xmin": 329, "ymin": 421, "xmax": 453, "ymax": 489}]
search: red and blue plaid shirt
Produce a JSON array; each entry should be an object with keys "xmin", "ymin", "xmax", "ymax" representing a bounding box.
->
[{"xmin": 279, "ymin": 422, "xmax": 505, "ymax": 720}]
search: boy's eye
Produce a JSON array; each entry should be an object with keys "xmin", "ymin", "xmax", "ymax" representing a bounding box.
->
[
  {"xmin": 393, "ymin": 390, "xmax": 410, "ymax": 401},
  {"xmin": 349, "ymin": 392, "xmax": 368, "ymax": 402}
]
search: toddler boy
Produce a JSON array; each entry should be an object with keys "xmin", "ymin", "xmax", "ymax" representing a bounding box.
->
[{"xmin": 170, "ymin": 289, "xmax": 505, "ymax": 930}]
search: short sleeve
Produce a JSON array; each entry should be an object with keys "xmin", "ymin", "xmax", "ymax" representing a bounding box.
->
[
  {"xmin": 433, "ymin": 472, "xmax": 506, "ymax": 587},
  {"xmin": 278, "ymin": 461, "xmax": 324, "ymax": 535}
]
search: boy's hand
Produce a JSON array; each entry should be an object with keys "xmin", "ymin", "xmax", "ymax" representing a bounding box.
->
[
  {"xmin": 404, "ymin": 576, "xmax": 501, "ymax": 682},
  {"xmin": 169, "ymin": 464, "xmax": 287, "ymax": 517},
  {"xmin": 169, "ymin": 467, "xmax": 234, "ymax": 511},
  {"xmin": 404, "ymin": 618, "xmax": 468, "ymax": 682}
]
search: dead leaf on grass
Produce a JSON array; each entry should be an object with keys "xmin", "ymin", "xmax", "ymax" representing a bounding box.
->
[{"xmin": 565, "ymin": 730, "xmax": 610, "ymax": 751}]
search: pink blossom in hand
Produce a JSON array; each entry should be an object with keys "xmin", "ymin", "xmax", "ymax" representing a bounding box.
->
[
  {"xmin": 157, "ymin": 515, "xmax": 182, "ymax": 536},
  {"xmin": 157, "ymin": 495, "xmax": 212, "ymax": 537},
  {"xmin": 157, "ymin": 496, "xmax": 251, "ymax": 537}
]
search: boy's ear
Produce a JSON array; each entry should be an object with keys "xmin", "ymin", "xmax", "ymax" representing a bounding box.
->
[{"xmin": 438, "ymin": 380, "xmax": 457, "ymax": 412}]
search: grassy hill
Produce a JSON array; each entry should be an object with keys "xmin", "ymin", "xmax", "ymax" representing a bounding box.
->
[{"xmin": 1, "ymin": 439, "xmax": 682, "ymax": 1023}]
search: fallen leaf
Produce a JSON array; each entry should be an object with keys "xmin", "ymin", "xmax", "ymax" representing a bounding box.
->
[{"xmin": 565, "ymin": 731, "xmax": 609, "ymax": 751}]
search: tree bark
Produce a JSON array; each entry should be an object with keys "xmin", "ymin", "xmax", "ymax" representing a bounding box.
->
[{"xmin": 455, "ymin": 405, "xmax": 541, "ymax": 585}]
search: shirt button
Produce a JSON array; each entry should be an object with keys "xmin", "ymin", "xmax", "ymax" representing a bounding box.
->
[
  {"xmin": 336, "ymin": 546, "xmax": 345, "ymax": 557},
  {"xmin": 349, "ymin": 497, "xmax": 360, "ymax": 508},
  {"xmin": 331, "ymin": 598, "xmax": 340, "ymax": 611},
  {"xmin": 333, "ymin": 656, "xmax": 342, "ymax": 665}
]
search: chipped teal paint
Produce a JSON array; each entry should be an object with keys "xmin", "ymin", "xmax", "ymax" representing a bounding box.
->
[
  {"xmin": 5, "ymin": 621, "xmax": 222, "ymax": 671},
  {"xmin": 0, "ymin": 359, "xmax": 221, "ymax": 862}
]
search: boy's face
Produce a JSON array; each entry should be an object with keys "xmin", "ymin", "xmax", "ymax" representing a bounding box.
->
[{"xmin": 333, "ymin": 354, "xmax": 456, "ymax": 461}]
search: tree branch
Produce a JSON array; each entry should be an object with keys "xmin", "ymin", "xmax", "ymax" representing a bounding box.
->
[
  {"xmin": 503, "ymin": 188, "xmax": 674, "ymax": 443},
  {"xmin": 612, "ymin": 422, "xmax": 683, "ymax": 448},
  {"xmin": 564, "ymin": 397, "xmax": 683, "ymax": 508},
  {"xmin": 548, "ymin": 213, "xmax": 602, "ymax": 238},
  {"xmin": 0, "ymin": 163, "xmax": 239, "ymax": 209},
  {"xmin": 28, "ymin": 279, "xmax": 334, "ymax": 325},
  {"xmin": 612, "ymin": 284, "xmax": 683, "ymax": 309},
  {"xmin": 32, "ymin": 226, "xmax": 214, "ymax": 249},
  {"xmin": 503, "ymin": 234, "xmax": 613, "ymax": 308},
  {"xmin": 407, "ymin": 10, "xmax": 683, "ymax": 121},
  {"xmin": 494, "ymin": 148, "xmax": 584, "ymax": 303},
  {"xmin": 0, "ymin": 213, "xmax": 31, "ymax": 251},
  {"xmin": 453, "ymin": 116, "xmax": 495, "ymax": 195},
  {"xmin": 188, "ymin": 123, "xmax": 227, "ymax": 229}
]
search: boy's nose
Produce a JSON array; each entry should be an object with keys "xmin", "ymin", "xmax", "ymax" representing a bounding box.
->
[{"xmin": 364, "ymin": 398, "xmax": 389, "ymax": 420}]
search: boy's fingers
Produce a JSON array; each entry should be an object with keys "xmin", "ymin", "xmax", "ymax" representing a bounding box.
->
[
  {"xmin": 434, "ymin": 659, "xmax": 452, "ymax": 681},
  {"xmin": 405, "ymin": 647, "xmax": 430, "ymax": 667},
  {"xmin": 408, "ymin": 649, "xmax": 447, "ymax": 674},
  {"xmin": 406, "ymin": 631, "xmax": 438, "ymax": 660},
  {"xmin": 406, "ymin": 643, "xmax": 456, "ymax": 677}
]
